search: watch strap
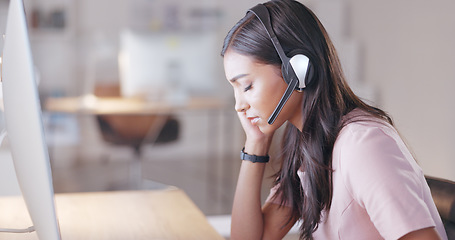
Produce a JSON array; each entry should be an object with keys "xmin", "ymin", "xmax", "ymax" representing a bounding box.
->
[{"xmin": 240, "ymin": 147, "xmax": 270, "ymax": 163}]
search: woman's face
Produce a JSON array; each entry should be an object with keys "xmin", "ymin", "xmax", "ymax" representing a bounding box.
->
[{"xmin": 223, "ymin": 50, "xmax": 304, "ymax": 134}]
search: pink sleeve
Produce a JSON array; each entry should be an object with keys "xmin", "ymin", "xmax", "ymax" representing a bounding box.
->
[
  {"xmin": 265, "ymin": 183, "xmax": 292, "ymax": 207},
  {"xmin": 339, "ymin": 126, "xmax": 436, "ymax": 239},
  {"xmin": 265, "ymin": 183, "xmax": 280, "ymax": 204}
]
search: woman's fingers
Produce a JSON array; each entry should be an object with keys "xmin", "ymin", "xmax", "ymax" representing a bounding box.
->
[{"xmin": 237, "ymin": 112, "xmax": 274, "ymax": 155}]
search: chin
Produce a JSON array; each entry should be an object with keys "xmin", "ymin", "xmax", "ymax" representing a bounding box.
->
[{"xmin": 258, "ymin": 120, "xmax": 282, "ymax": 134}]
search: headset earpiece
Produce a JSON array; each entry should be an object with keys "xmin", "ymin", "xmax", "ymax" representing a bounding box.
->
[{"xmin": 287, "ymin": 49, "xmax": 314, "ymax": 90}]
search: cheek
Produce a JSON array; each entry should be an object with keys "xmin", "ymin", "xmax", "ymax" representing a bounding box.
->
[
  {"xmin": 268, "ymin": 75, "xmax": 287, "ymax": 93},
  {"xmin": 249, "ymin": 83, "xmax": 286, "ymax": 117},
  {"xmin": 250, "ymin": 90, "xmax": 271, "ymax": 112},
  {"xmin": 260, "ymin": 79, "xmax": 287, "ymax": 106}
]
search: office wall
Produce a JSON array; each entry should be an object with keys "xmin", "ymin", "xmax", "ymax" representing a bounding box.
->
[
  {"xmin": 345, "ymin": 0, "xmax": 455, "ymax": 181},
  {"xmin": 17, "ymin": 0, "xmax": 228, "ymax": 97}
]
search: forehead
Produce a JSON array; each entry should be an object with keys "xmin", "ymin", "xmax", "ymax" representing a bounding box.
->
[
  {"xmin": 223, "ymin": 51, "xmax": 282, "ymax": 82},
  {"xmin": 223, "ymin": 51, "xmax": 263, "ymax": 79}
]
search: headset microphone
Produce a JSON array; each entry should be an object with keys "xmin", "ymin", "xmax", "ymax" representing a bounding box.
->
[
  {"xmin": 248, "ymin": 4, "xmax": 314, "ymax": 125},
  {"xmin": 267, "ymin": 76, "xmax": 298, "ymax": 124}
]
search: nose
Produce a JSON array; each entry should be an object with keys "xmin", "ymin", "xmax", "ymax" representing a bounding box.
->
[{"xmin": 234, "ymin": 93, "xmax": 249, "ymax": 112}]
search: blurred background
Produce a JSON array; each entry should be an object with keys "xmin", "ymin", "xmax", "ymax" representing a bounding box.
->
[{"xmin": 0, "ymin": 0, "xmax": 454, "ymax": 237}]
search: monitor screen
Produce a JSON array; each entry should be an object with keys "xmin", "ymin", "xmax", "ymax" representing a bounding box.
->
[
  {"xmin": 118, "ymin": 30, "xmax": 218, "ymax": 100},
  {"xmin": 1, "ymin": 0, "xmax": 61, "ymax": 239}
]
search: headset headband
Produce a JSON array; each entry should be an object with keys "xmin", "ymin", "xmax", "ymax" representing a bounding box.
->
[
  {"xmin": 247, "ymin": 4, "xmax": 291, "ymax": 73},
  {"xmin": 248, "ymin": 4, "xmax": 301, "ymax": 125}
]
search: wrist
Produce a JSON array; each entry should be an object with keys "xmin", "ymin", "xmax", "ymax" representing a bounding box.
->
[
  {"xmin": 244, "ymin": 137, "xmax": 273, "ymax": 156},
  {"xmin": 240, "ymin": 147, "xmax": 270, "ymax": 163}
]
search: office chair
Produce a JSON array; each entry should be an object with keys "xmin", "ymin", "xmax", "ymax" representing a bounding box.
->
[
  {"xmin": 94, "ymin": 84, "xmax": 179, "ymax": 189},
  {"xmin": 425, "ymin": 175, "xmax": 455, "ymax": 239},
  {"xmin": 94, "ymin": 84, "xmax": 179, "ymax": 157}
]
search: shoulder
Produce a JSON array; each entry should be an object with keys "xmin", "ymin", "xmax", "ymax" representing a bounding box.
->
[
  {"xmin": 336, "ymin": 112, "xmax": 404, "ymax": 165},
  {"xmin": 334, "ymin": 112, "xmax": 423, "ymax": 203},
  {"xmin": 332, "ymin": 111, "xmax": 441, "ymax": 240},
  {"xmin": 336, "ymin": 109, "xmax": 413, "ymax": 169},
  {"xmin": 336, "ymin": 118, "xmax": 402, "ymax": 160}
]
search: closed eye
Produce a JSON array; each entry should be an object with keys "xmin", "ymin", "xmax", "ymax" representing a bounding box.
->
[{"xmin": 244, "ymin": 84, "xmax": 252, "ymax": 92}]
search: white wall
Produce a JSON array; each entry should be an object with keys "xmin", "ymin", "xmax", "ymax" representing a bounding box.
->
[{"xmin": 345, "ymin": 0, "xmax": 455, "ymax": 181}]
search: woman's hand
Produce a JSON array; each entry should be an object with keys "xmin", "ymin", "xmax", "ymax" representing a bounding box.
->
[{"xmin": 237, "ymin": 112, "xmax": 274, "ymax": 156}]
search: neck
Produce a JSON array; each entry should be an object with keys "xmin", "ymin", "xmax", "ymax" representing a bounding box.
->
[{"xmin": 288, "ymin": 99, "xmax": 304, "ymax": 132}]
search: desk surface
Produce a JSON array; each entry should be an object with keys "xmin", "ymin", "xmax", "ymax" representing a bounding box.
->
[
  {"xmin": 45, "ymin": 96, "xmax": 227, "ymax": 115},
  {"xmin": 0, "ymin": 188, "xmax": 224, "ymax": 240}
]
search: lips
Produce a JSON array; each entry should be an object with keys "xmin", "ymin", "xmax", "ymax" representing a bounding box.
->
[{"xmin": 248, "ymin": 116, "xmax": 260, "ymax": 125}]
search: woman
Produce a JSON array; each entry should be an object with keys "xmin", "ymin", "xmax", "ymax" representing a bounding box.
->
[{"xmin": 221, "ymin": 0, "xmax": 447, "ymax": 239}]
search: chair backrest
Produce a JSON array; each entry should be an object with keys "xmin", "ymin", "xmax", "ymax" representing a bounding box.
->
[
  {"xmin": 425, "ymin": 176, "xmax": 455, "ymax": 239},
  {"xmin": 93, "ymin": 84, "xmax": 180, "ymax": 155}
]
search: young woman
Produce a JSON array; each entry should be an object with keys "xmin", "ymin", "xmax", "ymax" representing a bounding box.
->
[{"xmin": 221, "ymin": 0, "xmax": 447, "ymax": 239}]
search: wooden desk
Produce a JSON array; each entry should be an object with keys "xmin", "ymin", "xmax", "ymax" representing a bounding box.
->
[
  {"xmin": 43, "ymin": 95, "xmax": 236, "ymax": 215},
  {"xmin": 44, "ymin": 95, "xmax": 226, "ymax": 115},
  {"xmin": 0, "ymin": 188, "xmax": 224, "ymax": 240}
]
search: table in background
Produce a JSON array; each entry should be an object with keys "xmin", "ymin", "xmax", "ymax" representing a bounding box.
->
[
  {"xmin": 0, "ymin": 187, "xmax": 224, "ymax": 240},
  {"xmin": 44, "ymin": 95, "xmax": 237, "ymax": 214},
  {"xmin": 44, "ymin": 95, "xmax": 225, "ymax": 115}
]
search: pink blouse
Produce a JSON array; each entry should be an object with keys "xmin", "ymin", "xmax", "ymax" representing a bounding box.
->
[{"xmin": 266, "ymin": 110, "xmax": 447, "ymax": 239}]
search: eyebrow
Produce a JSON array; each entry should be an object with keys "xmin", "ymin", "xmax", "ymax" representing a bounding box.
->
[{"xmin": 229, "ymin": 73, "xmax": 249, "ymax": 83}]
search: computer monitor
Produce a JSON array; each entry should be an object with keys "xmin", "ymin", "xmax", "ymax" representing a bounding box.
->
[
  {"xmin": 118, "ymin": 30, "xmax": 218, "ymax": 100},
  {"xmin": 1, "ymin": 0, "xmax": 61, "ymax": 239}
]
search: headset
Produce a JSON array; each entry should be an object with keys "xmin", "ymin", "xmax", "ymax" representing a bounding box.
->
[{"xmin": 247, "ymin": 3, "xmax": 314, "ymax": 124}]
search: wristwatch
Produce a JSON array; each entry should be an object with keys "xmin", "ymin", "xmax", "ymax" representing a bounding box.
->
[{"xmin": 240, "ymin": 147, "xmax": 270, "ymax": 163}]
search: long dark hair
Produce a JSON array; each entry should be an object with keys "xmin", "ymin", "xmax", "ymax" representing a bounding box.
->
[{"xmin": 221, "ymin": 0, "xmax": 392, "ymax": 239}]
